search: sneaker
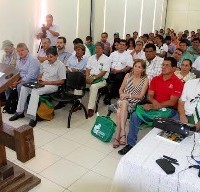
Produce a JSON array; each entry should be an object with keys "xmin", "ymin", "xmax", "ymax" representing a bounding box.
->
[
  {"xmin": 9, "ymin": 113, "xmax": 25, "ymax": 121},
  {"xmin": 118, "ymin": 144, "xmax": 132, "ymax": 155},
  {"xmin": 29, "ymin": 119, "xmax": 37, "ymax": 127}
]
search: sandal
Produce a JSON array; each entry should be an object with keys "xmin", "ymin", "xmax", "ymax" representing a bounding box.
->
[
  {"xmin": 113, "ymin": 138, "xmax": 120, "ymax": 148},
  {"xmin": 119, "ymin": 135, "xmax": 126, "ymax": 145}
]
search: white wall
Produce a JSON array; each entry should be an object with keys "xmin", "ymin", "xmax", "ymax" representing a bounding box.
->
[
  {"xmin": 166, "ymin": 0, "xmax": 200, "ymax": 32},
  {"xmin": 93, "ymin": 0, "xmax": 167, "ymax": 43},
  {"xmin": 0, "ymin": 0, "xmax": 91, "ymax": 55}
]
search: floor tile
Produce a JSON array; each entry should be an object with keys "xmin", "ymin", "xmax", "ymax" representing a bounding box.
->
[
  {"xmin": 40, "ymin": 159, "xmax": 88, "ymax": 188},
  {"xmin": 68, "ymin": 171, "xmax": 111, "ymax": 192},
  {"xmin": 65, "ymin": 146, "xmax": 106, "ymax": 169},
  {"xmin": 14, "ymin": 148, "xmax": 61, "ymax": 173},
  {"xmin": 6, "ymin": 147, "xmax": 17, "ymax": 161},
  {"xmin": 92, "ymin": 157, "xmax": 120, "ymax": 179},
  {"xmin": 41, "ymin": 137, "xmax": 81, "ymax": 157},
  {"xmin": 29, "ymin": 175, "xmax": 64, "ymax": 192},
  {"xmin": 62, "ymin": 128, "xmax": 93, "ymax": 144},
  {"xmin": 33, "ymin": 128, "xmax": 58, "ymax": 147}
]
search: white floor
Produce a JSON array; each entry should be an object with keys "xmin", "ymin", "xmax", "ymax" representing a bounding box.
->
[{"xmin": 3, "ymin": 95, "xmax": 150, "ymax": 192}]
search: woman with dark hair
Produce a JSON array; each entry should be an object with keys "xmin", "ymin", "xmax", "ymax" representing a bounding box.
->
[
  {"xmin": 112, "ymin": 59, "xmax": 149, "ymax": 148},
  {"xmin": 127, "ymin": 38, "xmax": 135, "ymax": 54},
  {"xmin": 175, "ymin": 59, "xmax": 196, "ymax": 82},
  {"xmin": 110, "ymin": 37, "xmax": 120, "ymax": 53}
]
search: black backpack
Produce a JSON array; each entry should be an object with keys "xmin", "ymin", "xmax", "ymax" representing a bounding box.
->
[{"xmin": 3, "ymin": 89, "xmax": 18, "ymax": 114}]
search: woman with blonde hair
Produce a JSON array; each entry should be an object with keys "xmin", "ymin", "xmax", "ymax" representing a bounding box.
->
[{"xmin": 112, "ymin": 59, "xmax": 149, "ymax": 148}]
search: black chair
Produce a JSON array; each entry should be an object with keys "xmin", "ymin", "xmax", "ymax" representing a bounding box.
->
[{"xmin": 50, "ymin": 72, "xmax": 88, "ymax": 128}]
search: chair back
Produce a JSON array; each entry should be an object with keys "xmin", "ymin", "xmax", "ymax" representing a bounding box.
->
[{"xmin": 66, "ymin": 72, "xmax": 86, "ymax": 90}]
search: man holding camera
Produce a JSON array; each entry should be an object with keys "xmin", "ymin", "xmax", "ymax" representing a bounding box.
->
[{"xmin": 36, "ymin": 14, "xmax": 60, "ymax": 47}]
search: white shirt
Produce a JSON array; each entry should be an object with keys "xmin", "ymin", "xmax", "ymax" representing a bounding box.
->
[
  {"xmin": 192, "ymin": 56, "xmax": 200, "ymax": 70},
  {"xmin": 86, "ymin": 54, "xmax": 110, "ymax": 79},
  {"xmin": 109, "ymin": 51, "xmax": 133, "ymax": 70},
  {"xmin": 132, "ymin": 50, "xmax": 146, "ymax": 61},
  {"xmin": 180, "ymin": 78, "xmax": 200, "ymax": 116},
  {"xmin": 145, "ymin": 56, "xmax": 164, "ymax": 83},
  {"xmin": 156, "ymin": 43, "xmax": 168, "ymax": 54}
]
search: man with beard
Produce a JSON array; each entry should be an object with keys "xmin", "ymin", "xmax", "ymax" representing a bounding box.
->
[{"xmin": 56, "ymin": 36, "xmax": 71, "ymax": 65}]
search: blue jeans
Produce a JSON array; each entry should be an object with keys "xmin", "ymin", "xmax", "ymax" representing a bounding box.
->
[{"xmin": 127, "ymin": 109, "xmax": 179, "ymax": 146}]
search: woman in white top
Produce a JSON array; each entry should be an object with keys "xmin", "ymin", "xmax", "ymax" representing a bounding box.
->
[
  {"xmin": 175, "ymin": 59, "xmax": 196, "ymax": 82},
  {"xmin": 126, "ymin": 38, "xmax": 135, "ymax": 54}
]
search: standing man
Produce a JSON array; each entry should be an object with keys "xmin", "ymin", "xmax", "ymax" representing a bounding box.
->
[
  {"xmin": 1, "ymin": 40, "xmax": 17, "ymax": 67},
  {"xmin": 6, "ymin": 43, "xmax": 40, "ymax": 99},
  {"xmin": 56, "ymin": 36, "xmax": 71, "ymax": 65},
  {"xmin": 9, "ymin": 47, "xmax": 66, "ymax": 127},
  {"xmin": 36, "ymin": 14, "xmax": 60, "ymax": 47}
]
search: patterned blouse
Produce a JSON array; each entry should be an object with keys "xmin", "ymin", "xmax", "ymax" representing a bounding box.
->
[{"xmin": 174, "ymin": 71, "xmax": 196, "ymax": 82}]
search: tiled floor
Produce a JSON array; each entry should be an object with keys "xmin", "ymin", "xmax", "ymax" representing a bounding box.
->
[{"xmin": 3, "ymin": 95, "xmax": 150, "ymax": 192}]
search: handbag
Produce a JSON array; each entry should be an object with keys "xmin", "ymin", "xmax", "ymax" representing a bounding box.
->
[
  {"xmin": 36, "ymin": 95, "xmax": 54, "ymax": 121},
  {"xmin": 91, "ymin": 116, "xmax": 116, "ymax": 142},
  {"xmin": 135, "ymin": 105, "xmax": 173, "ymax": 127}
]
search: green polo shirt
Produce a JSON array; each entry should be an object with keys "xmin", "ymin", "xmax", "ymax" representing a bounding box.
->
[
  {"xmin": 179, "ymin": 51, "xmax": 194, "ymax": 64},
  {"xmin": 86, "ymin": 43, "xmax": 95, "ymax": 55}
]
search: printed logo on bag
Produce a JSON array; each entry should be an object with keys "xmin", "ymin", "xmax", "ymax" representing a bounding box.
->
[{"xmin": 93, "ymin": 124, "xmax": 105, "ymax": 138}]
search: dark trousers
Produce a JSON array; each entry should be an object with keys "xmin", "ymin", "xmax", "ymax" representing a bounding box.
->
[{"xmin": 106, "ymin": 72, "xmax": 126, "ymax": 99}]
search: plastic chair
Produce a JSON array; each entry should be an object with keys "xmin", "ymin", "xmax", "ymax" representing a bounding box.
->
[{"xmin": 50, "ymin": 72, "xmax": 88, "ymax": 128}]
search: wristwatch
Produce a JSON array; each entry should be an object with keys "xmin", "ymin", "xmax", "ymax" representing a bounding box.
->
[{"xmin": 93, "ymin": 76, "xmax": 96, "ymax": 80}]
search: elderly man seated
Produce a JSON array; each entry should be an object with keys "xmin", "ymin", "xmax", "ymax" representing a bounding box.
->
[
  {"xmin": 178, "ymin": 78, "xmax": 200, "ymax": 131},
  {"xmin": 86, "ymin": 42, "xmax": 110, "ymax": 117},
  {"xmin": 1, "ymin": 40, "xmax": 17, "ymax": 67},
  {"xmin": 6, "ymin": 43, "xmax": 40, "ymax": 99},
  {"xmin": 9, "ymin": 47, "xmax": 66, "ymax": 127}
]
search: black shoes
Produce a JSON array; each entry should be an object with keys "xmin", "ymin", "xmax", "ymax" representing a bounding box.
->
[
  {"xmin": 9, "ymin": 113, "xmax": 25, "ymax": 121},
  {"xmin": 118, "ymin": 145, "xmax": 132, "ymax": 155},
  {"xmin": 54, "ymin": 102, "xmax": 65, "ymax": 110},
  {"xmin": 29, "ymin": 119, "xmax": 37, "ymax": 127}
]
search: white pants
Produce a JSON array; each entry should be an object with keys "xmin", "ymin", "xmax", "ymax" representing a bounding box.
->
[
  {"xmin": 87, "ymin": 80, "xmax": 106, "ymax": 110},
  {"xmin": 17, "ymin": 85, "xmax": 58, "ymax": 119}
]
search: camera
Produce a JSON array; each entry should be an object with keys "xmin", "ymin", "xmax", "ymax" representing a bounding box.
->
[{"xmin": 41, "ymin": 24, "xmax": 47, "ymax": 38}]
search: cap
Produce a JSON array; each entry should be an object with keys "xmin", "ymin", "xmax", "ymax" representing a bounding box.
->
[
  {"xmin": 2, "ymin": 40, "xmax": 14, "ymax": 49},
  {"xmin": 114, "ymin": 32, "xmax": 119, "ymax": 35}
]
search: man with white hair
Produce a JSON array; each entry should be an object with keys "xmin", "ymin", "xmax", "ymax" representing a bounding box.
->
[{"xmin": 1, "ymin": 40, "xmax": 17, "ymax": 67}]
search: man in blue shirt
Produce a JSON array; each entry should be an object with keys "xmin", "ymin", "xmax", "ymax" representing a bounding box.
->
[{"xmin": 6, "ymin": 43, "xmax": 40, "ymax": 99}]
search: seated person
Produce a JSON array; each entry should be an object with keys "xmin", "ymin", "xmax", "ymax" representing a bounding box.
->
[
  {"xmin": 131, "ymin": 39, "xmax": 146, "ymax": 62},
  {"xmin": 66, "ymin": 44, "xmax": 87, "ymax": 72},
  {"xmin": 187, "ymin": 38, "xmax": 200, "ymax": 61},
  {"xmin": 172, "ymin": 48, "xmax": 183, "ymax": 68},
  {"xmin": 104, "ymin": 39, "xmax": 133, "ymax": 104},
  {"xmin": 155, "ymin": 34, "xmax": 168, "ymax": 58},
  {"xmin": 112, "ymin": 59, "xmax": 148, "ymax": 148},
  {"xmin": 178, "ymin": 78, "xmax": 200, "ymax": 131},
  {"xmin": 165, "ymin": 36, "xmax": 176, "ymax": 57},
  {"xmin": 86, "ymin": 42, "xmax": 111, "ymax": 117},
  {"xmin": 37, "ymin": 38, "xmax": 51, "ymax": 63},
  {"xmin": 192, "ymin": 55, "xmax": 200, "ymax": 70},
  {"xmin": 110, "ymin": 37, "xmax": 120, "ymax": 53},
  {"xmin": 72, "ymin": 38, "xmax": 91, "ymax": 59},
  {"xmin": 6, "ymin": 43, "xmax": 40, "ymax": 99},
  {"xmin": 126, "ymin": 38, "xmax": 135, "ymax": 54},
  {"xmin": 56, "ymin": 36, "xmax": 71, "ymax": 65},
  {"xmin": 118, "ymin": 57, "xmax": 184, "ymax": 155},
  {"xmin": 100, "ymin": 32, "xmax": 111, "ymax": 56},
  {"xmin": 9, "ymin": 47, "xmax": 66, "ymax": 127},
  {"xmin": 175, "ymin": 59, "xmax": 196, "ymax": 82},
  {"xmin": 179, "ymin": 40, "xmax": 194, "ymax": 64},
  {"xmin": 144, "ymin": 43, "xmax": 163, "ymax": 83},
  {"xmin": 85, "ymin": 36, "xmax": 95, "ymax": 56},
  {"xmin": 1, "ymin": 40, "xmax": 17, "ymax": 67}
]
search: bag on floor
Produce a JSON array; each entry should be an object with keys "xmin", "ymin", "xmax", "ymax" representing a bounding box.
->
[
  {"xmin": 36, "ymin": 96, "xmax": 54, "ymax": 121},
  {"xmin": 91, "ymin": 115, "xmax": 116, "ymax": 142},
  {"xmin": 3, "ymin": 89, "xmax": 18, "ymax": 114},
  {"xmin": 135, "ymin": 105, "xmax": 173, "ymax": 127}
]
